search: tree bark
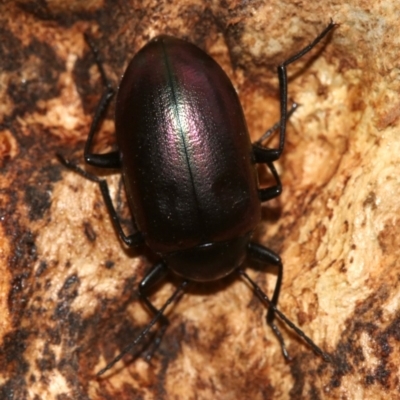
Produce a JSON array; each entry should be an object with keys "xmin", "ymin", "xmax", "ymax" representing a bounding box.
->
[{"xmin": 0, "ymin": 1, "xmax": 398, "ymax": 399}]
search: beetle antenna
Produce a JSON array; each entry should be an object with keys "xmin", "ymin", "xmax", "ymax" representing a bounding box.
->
[
  {"xmin": 97, "ymin": 280, "xmax": 189, "ymax": 377},
  {"xmin": 238, "ymin": 269, "xmax": 331, "ymax": 362}
]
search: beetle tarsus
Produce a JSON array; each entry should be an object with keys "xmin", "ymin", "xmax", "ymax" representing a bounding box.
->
[
  {"xmin": 96, "ymin": 280, "xmax": 188, "ymax": 377},
  {"xmin": 139, "ymin": 262, "xmax": 170, "ymax": 360},
  {"xmin": 238, "ymin": 269, "xmax": 332, "ymax": 363}
]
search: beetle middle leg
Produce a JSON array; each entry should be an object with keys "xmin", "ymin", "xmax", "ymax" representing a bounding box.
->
[
  {"xmin": 253, "ymin": 21, "xmax": 335, "ymax": 198},
  {"xmin": 57, "ymin": 155, "xmax": 143, "ymax": 247},
  {"xmin": 253, "ymin": 102, "xmax": 298, "ymax": 146}
]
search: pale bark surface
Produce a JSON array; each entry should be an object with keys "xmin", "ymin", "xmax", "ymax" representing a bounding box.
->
[{"xmin": 0, "ymin": 1, "xmax": 399, "ymax": 399}]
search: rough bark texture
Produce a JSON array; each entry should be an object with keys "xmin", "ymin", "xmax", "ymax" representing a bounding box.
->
[{"xmin": 1, "ymin": 1, "xmax": 399, "ymax": 399}]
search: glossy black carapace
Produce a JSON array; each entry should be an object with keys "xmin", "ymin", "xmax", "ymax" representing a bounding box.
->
[
  {"xmin": 58, "ymin": 21, "xmax": 335, "ymax": 375},
  {"xmin": 117, "ymin": 35, "xmax": 260, "ymax": 281}
]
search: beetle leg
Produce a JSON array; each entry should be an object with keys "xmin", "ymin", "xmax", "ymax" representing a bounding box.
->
[
  {"xmin": 253, "ymin": 105, "xmax": 293, "ymax": 202},
  {"xmin": 139, "ymin": 261, "xmax": 171, "ymax": 361},
  {"xmin": 252, "ymin": 151, "xmax": 282, "ymax": 202},
  {"xmin": 246, "ymin": 242, "xmax": 290, "ymax": 359},
  {"xmin": 252, "ymin": 21, "xmax": 335, "ymax": 161},
  {"xmin": 97, "ymin": 279, "xmax": 188, "ymax": 376},
  {"xmin": 274, "ymin": 20, "xmax": 336, "ymax": 162},
  {"xmin": 238, "ymin": 269, "xmax": 331, "ymax": 362},
  {"xmin": 253, "ymin": 21, "xmax": 336, "ymax": 202},
  {"xmin": 57, "ymin": 154, "xmax": 143, "ymax": 247},
  {"xmin": 253, "ymin": 102, "xmax": 298, "ymax": 146},
  {"xmin": 83, "ymin": 34, "xmax": 121, "ymax": 169}
]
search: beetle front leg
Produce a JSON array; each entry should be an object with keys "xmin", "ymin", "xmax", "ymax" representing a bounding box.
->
[
  {"xmin": 139, "ymin": 261, "xmax": 170, "ymax": 361},
  {"xmin": 238, "ymin": 265, "xmax": 331, "ymax": 363},
  {"xmin": 246, "ymin": 242, "xmax": 291, "ymax": 360}
]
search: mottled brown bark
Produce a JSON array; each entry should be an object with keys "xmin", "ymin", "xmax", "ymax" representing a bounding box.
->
[{"xmin": 0, "ymin": 1, "xmax": 399, "ymax": 399}]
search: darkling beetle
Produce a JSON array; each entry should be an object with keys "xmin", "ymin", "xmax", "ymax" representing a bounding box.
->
[{"xmin": 58, "ymin": 20, "xmax": 335, "ymax": 376}]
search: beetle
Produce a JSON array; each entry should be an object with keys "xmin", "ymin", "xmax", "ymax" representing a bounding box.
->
[{"xmin": 58, "ymin": 21, "xmax": 335, "ymax": 375}]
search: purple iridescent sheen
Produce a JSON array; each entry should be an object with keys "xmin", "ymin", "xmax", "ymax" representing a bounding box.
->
[{"xmin": 116, "ymin": 35, "xmax": 261, "ymax": 254}]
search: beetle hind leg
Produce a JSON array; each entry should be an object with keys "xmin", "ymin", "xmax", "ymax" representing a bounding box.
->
[
  {"xmin": 252, "ymin": 21, "xmax": 336, "ymax": 203},
  {"xmin": 84, "ymin": 34, "xmax": 120, "ymax": 169}
]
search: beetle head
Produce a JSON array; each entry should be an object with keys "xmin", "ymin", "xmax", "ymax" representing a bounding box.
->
[{"xmin": 165, "ymin": 234, "xmax": 251, "ymax": 282}]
